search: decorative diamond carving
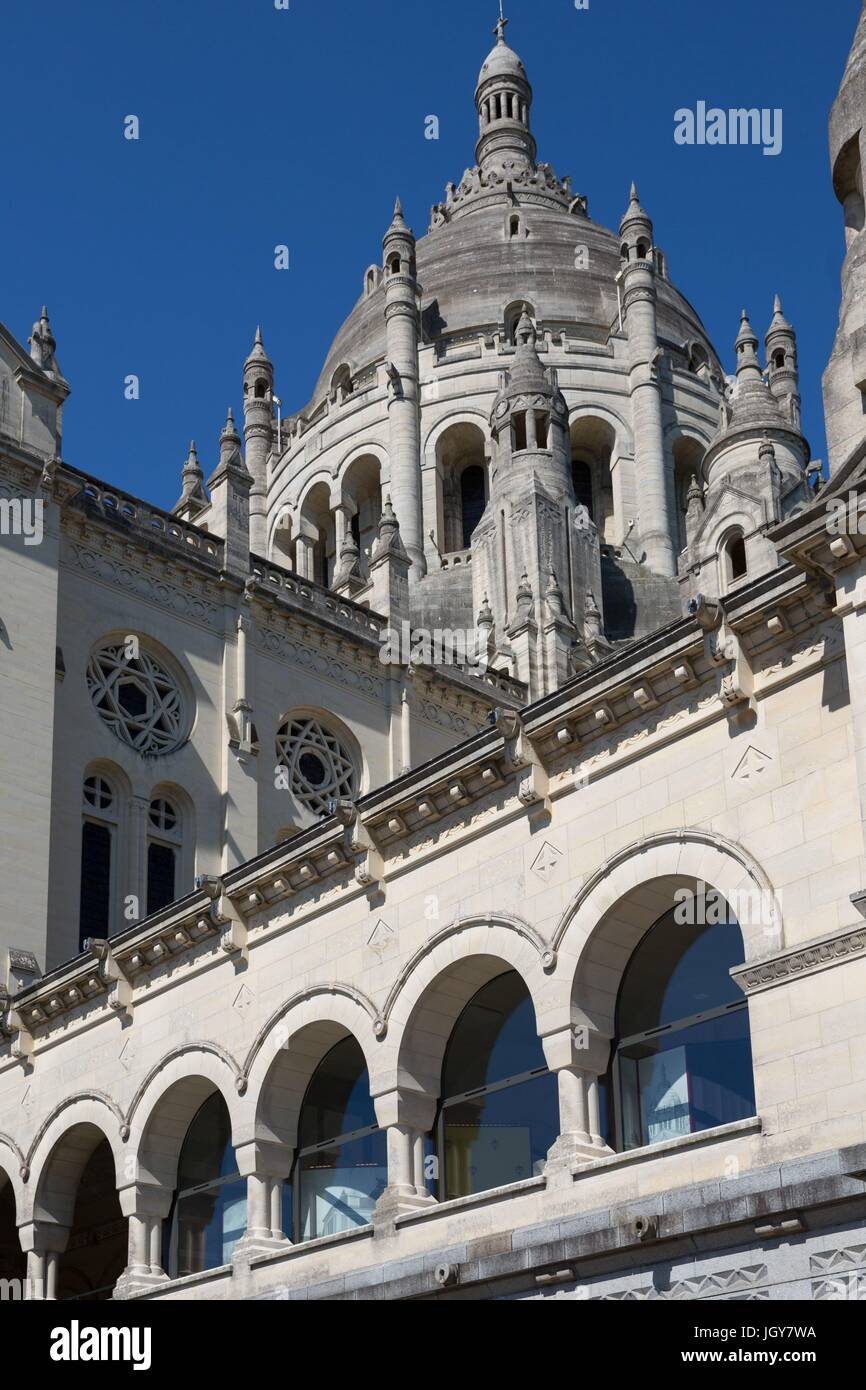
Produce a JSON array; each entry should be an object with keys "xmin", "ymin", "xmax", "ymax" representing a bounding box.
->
[
  {"xmin": 531, "ymin": 842, "xmax": 564, "ymax": 882},
  {"xmin": 732, "ymin": 746, "xmax": 773, "ymax": 785}
]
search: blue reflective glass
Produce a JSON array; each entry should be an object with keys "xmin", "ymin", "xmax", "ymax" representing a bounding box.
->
[
  {"xmin": 441, "ymin": 971, "xmax": 547, "ymax": 1096},
  {"xmin": 298, "ymin": 1036, "xmax": 377, "ymax": 1147},
  {"xmin": 297, "ymin": 1129, "xmax": 387, "ymax": 1241},
  {"xmin": 618, "ymin": 1004, "xmax": 755, "ymax": 1150},
  {"xmin": 618, "ymin": 908, "xmax": 747, "ymax": 1037},
  {"xmin": 171, "ymin": 1092, "xmax": 247, "ymax": 1277},
  {"xmin": 442, "ymin": 1071, "xmax": 558, "ymax": 1200}
]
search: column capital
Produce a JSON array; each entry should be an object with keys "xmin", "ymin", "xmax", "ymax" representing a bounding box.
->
[{"xmin": 542, "ymin": 1024, "xmax": 611, "ymax": 1076}]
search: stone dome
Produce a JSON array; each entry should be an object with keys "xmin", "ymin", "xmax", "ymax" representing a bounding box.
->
[
  {"xmin": 478, "ymin": 39, "xmax": 527, "ymax": 86},
  {"xmin": 313, "ymin": 200, "xmax": 719, "ymax": 406}
]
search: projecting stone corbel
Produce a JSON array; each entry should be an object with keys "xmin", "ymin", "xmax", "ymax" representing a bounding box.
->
[
  {"xmin": 88, "ymin": 939, "xmax": 133, "ymax": 1017},
  {"xmin": 495, "ymin": 709, "xmax": 551, "ymax": 819},
  {"xmin": 0, "ymin": 989, "xmax": 34, "ymax": 1063},
  {"xmin": 196, "ymin": 876, "xmax": 248, "ymax": 956},
  {"xmin": 333, "ymin": 801, "xmax": 386, "ymax": 892},
  {"xmin": 690, "ymin": 594, "xmax": 754, "ymax": 712}
]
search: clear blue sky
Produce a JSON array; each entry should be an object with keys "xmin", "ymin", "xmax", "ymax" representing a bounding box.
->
[{"xmin": 0, "ymin": 0, "xmax": 859, "ymax": 508}]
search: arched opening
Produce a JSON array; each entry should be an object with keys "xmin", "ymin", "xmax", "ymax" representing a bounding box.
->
[
  {"xmin": 435, "ymin": 422, "xmax": 488, "ymax": 554},
  {"xmin": 254, "ymin": 377, "xmax": 269, "ymax": 401},
  {"xmin": 36, "ymin": 1124, "xmax": 125, "ymax": 1302},
  {"xmin": 341, "ymin": 453, "xmax": 382, "ymax": 579},
  {"xmin": 0, "ymin": 1179, "xmax": 24, "ymax": 1293},
  {"xmin": 772, "ymin": 350, "xmax": 786, "ymax": 371},
  {"xmin": 80, "ymin": 772, "xmax": 119, "ymax": 949},
  {"xmin": 165, "ymin": 1093, "xmax": 245, "ymax": 1279},
  {"xmin": 58, "ymin": 1140, "xmax": 126, "ymax": 1301},
  {"xmin": 286, "ymin": 1036, "xmax": 386, "ymax": 1242},
  {"xmin": 570, "ymin": 416, "xmax": 616, "ymax": 540},
  {"xmin": 330, "ymin": 365, "xmax": 353, "ymax": 402},
  {"xmin": 673, "ymin": 436, "xmax": 707, "ymax": 553},
  {"xmin": 504, "ymin": 301, "xmax": 535, "ymax": 346},
  {"xmin": 688, "ymin": 343, "xmax": 710, "ymax": 377},
  {"xmin": 572, "ymin": 460, "xmax": 594, "ymax": 521},
  {"xmin": 512, "ymin": 411, "xmax": 528, "ymax": 453},
  {"xmin": 636, "ymin": 239, "xmax": 650, "ymax": 260},
  {"xmin": 387, "ymin": 254, "xmax": 401, "ymax": 277},
  {"xmin": 432, "ymin": 971, "xmax": 557, "ymax": 1202},
  {"xmin": 604, "ymin": 905, "xmax": 755, "ymax": 1151},
  {"xmin": 298, "ymin": 481, "xmax": 335, "ymax": 587},
  {"xmin": 723, "ymin": 530, "xmax": 748, "ymax": 586}
]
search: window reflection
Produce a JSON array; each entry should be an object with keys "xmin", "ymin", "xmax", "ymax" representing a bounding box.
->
[
  {"xmin": 435, "ymin": 972, "xmax": 558, "ymax": 1202},
  {"xmin": 610, "ymin": 907, "xmax": 755, "ymax": 1151},
  {"xmin": 289, "ymin": 1037, "xmax": 386, "ymax": 1242},
  {"xmin": 168, "ymin": 1092, "xmax": 246, "ymax": 1278}
]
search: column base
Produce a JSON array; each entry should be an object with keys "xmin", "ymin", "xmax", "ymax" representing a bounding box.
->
[
  {"xmin": 544, "ymin": 1133, "xmax": 612, "ymax": 1183},
  {"xmin": 232, "ymin": 1232, "xmax": 292, "ymax": 1264},
  {"xmin": 113, "ymin": 1268, "xmax": 171, "ymax": 1301},
  {"xmin": 373, "ymin": 1186, "xmax": 437, "ymax": 1226}
]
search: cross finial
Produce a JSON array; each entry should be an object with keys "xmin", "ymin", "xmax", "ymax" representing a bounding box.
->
[{"xmin": 495, "ymin": 4, "xmax": 507, "ymax": 43}]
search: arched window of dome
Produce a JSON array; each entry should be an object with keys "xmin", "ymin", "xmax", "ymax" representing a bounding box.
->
[
  {"xmin": 572, "ymin": 459, "xmax": 595, "ymax": 521},
  {"xmin": 509, "ymin": 214, "xmax": 520, "ymax": 239},
  {"xmin": 435, "ymin": 422, "xmax": 488, "ymax": 556},
  {"xmin": 673, "ymin": 435, "xmax": 706, "ymax": 553},
  {"xmin": 165, "ymin": 1094, "xmax": 246, "ymax": 1278},
  {"xmin": 363, "ymin": 265, "xmax": 381, "ymax": 297},
  {"xmin": 460, "ymin": 465, "xmax": 486, "ymax": 549},
  {"xmin": 298, "ymin": 481, "xmax": 335, "ymax": 587},
  {"xmin": 341, "ymin": 452, "xmax": 382, "ymax": 579},
  {"xmin": 254, "ymin": 377, "xmax": 269, "ymax": 400},
  {"xmin": 429, "ymin": 972, "xmax": 557, "ymax": 1202},
  {"xmin": 620, "ymin": 241, "xmax": 629, "ymax": 262},
  {"xmin": 602, "ymin": 904, "xmax": 755, "ymax": 1151},
  {"xmin": 285, "ymin": 1037, "xmax": 386, "ymax": 1242},
  {"xmin": 386, "ymin": 253, "xmax": 401, "ymax": 277},
  {"xmin": 330, "ymin": 364, "xmax": 354, "ymax": 403},
  {"xmin": 504, "ymin": 300, "xmax": 535, "ymax": 345},
  {"xmin": 570, "ymin": 417, "xmax": 615, "ymax": 540},
  {"xmin": 772, "ymin": 349, "xmax": 786, "ymax": 371},
  {"xmin": 80, "ymin": 773, "xmax": 118, "ymax": 949},
  {"xmin": 688, "ymin": 343, "xmax": 709, "ymax": 377},
  {"xmin": 636, "ymin": 238, "xmax": 651, "ymax": 260}
]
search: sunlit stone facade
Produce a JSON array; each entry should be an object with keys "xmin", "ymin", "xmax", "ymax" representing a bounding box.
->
[{"xmin": 1, "ymin": 11, "xmax": 866, "ymax": 1302}]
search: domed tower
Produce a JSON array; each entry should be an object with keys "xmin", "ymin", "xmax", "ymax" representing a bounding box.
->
[
  {"xmin": 473, "ymin": 311, "xmax": 603, "ymax": 696},
  {"xmin": 824, "ymin": 1, "xmax": 866, "ymax": 472},
  {"xmin": 682, "ymin": 309, "xmax": 810, "ymax": 600},
  {"xmin": 619, "ymin": 185, "xmax": 676, "ymax": 577},
  {"xmin": 475, "ymin": 13, "xmax": 536, "ymax": 181},
  {"xmin": 382, "ymin": 198, "xmax": 424, "ymax": 577},
  {"xmin": 243, "ymin": 327, "xmax": 274, "ymax": 557}
]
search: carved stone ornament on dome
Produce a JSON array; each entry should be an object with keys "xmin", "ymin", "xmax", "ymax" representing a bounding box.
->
[{"xmin": 430, "ymin": 160, "xmax": 577, "ymax": 228}]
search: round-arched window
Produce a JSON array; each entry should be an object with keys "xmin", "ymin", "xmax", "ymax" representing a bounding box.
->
[
  {"xmin": 83, "ymin": 775, "xmax": 114, "ymax": 813},
  {"xmin": 166, "ymin": 1093, "xmax": 246, "ymax": 1278},
  {"xmin": 287, "ymin": 1037, "xmax": 386, "ymax": 1242},
  {"xmin": 276, "ymin": 717, "xmax": 358, "ymax": 816},
  {"xmin": 434, "ymin": 972, "xmax": 558, "ymax": 1202},
  {"xmin": 87, "ymin": 642, "xmax": 187, "ymax": 756},
  {"xmin": 609, "ymin": 905, "xmax": 755, "ymax": 1152}
]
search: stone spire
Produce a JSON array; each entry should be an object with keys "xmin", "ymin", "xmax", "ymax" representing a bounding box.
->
[
  {"xmin": 734, "ymin": 310, "xmax": 763, "ymax": 383},
  {"xmin": 29, "ymin": 306, "xmax": 57, "ymax": 374},
  {"xmin": 382, "ymin": 200, "xmax": 424, "ymax": 576},
  {"xmin": 174, "ymin": 440, "xmax": 209, "ymax": 518},
  {"xmin": 765, "ymin": 295, "xmax": 801, "ymax": 425},
  {"xmin": 243, "ymin": 327, "xmax": 274, "ymax": 557}
]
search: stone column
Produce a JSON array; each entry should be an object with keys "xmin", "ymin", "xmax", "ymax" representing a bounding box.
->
[
  {"xmin": 127, "ymin": 794, "xmax": 151, "ymax": 923},
  {"xmin": 295, "ymin": 534, "xmax": 316, "ymax": 582},
  {"xmin": 232, "ymin": 1140, "xmax": 293, "ymax": 1259},
  {"xmin": 622, "ymin": 259, "xmax": 675, "ymax": 576},
  {"xmin": 372, "ymin": 1088, "xmax": 437, "ymax": 1223},
  {"xmin": 113, "ymin": 1184, "xmax": 172, "ymax": 1298},
  {"xmin": 18, "ymin": 1221, "xmax": 68, "ymax": 1301},
  {"xmin": 542, "ymin": 1026, "xmax": 614, "ymax": 1178}
]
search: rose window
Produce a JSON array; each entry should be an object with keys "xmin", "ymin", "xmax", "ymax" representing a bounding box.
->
[
  {"xmin": 87, "ymin": 644, "xmax": 187, "ymax": 756},
  {"xmin": 276, "ymin": 717, "xmax": 358, "ymax": 816}
]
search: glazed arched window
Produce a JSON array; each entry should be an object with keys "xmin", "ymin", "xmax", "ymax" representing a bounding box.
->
[
  {"xmin": 288, "ymin": 1037, "xmax": 386, "ymax": 1242},
  {"xmin": 434, "ymin": 972, "xmax": 558, "ymax": 1202},
  {"xmin": 460, "ymin": 465, "xmax": 487, "ymax": 548},
  {"xmin": 147, "ymin": 797, "xmax": 181, "ymax": 916},
  {"xmin": 609, "ymin": 906, "xmax": 755, "ymax": 1152},
  {"xmin": 80, "ymin": 775, "xmax": 117, "ymax": 949},
  {"xmin": 166, "ymin": 1093, "xmax": 246, "ymax": 1278}
]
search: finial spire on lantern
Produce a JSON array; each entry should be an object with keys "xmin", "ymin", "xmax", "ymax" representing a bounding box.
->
[{"xmin": 495, "ymin": 2, "xmax": 507, "ymax": 43}]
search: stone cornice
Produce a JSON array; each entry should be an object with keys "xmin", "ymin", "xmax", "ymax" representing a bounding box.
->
[{"xmin": 732, "ymin": 921, "xmax": 866, "ymax": 995}]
